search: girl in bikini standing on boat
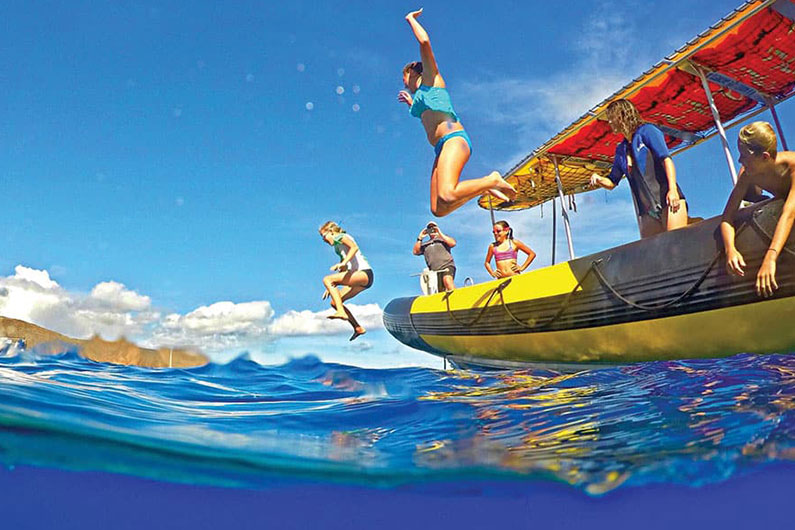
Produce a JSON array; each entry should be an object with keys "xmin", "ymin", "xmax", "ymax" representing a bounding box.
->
[
  {"xmin": 319, "ymin": 221, "xmax": 373, "ymax": 341},
  {"xmin": 397, "ymin": 8, "xmax": 516, "ymax": 217},
  {"xmin": 484, "ymin": 220, "xmax": 536, "ymax": 279},
  {"xmin": 589, "ymin": 99, "xmax": 689, "ymax": 238}
]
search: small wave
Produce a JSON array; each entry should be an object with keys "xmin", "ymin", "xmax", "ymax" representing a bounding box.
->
[{"xmin": 0, "ymin": 347, "xmax": 792, "ymax": 494}]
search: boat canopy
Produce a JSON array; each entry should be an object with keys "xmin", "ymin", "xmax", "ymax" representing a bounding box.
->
[{"xmin": 479, "ymin": 0, "xmax": 795, "ymax": 212}]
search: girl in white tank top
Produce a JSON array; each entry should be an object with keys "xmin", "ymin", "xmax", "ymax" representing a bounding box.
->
[{"xmin": 319, "ymin": 221, "xmax": 374, "ymax": 341}]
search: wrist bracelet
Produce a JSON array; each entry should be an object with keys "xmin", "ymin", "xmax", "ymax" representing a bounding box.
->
[{"xmin": 767, "ymin": 248, "xmax": 778, "ymax": 255}]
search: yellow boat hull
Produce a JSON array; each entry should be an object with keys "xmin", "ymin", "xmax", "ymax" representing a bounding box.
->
[{"xmin": 383, "ymin": 201, "xmax": 795, "ymax": 368}]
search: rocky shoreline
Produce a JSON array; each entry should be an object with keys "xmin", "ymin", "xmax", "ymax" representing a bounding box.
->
[{"xmin": 0, "ymin": 316, "xmax": 207, "ymax": 368}]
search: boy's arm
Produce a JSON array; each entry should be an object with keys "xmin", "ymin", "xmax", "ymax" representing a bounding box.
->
[
  {"xmin": 763, "ymin": 170, "xmax": 795, "ymax": 256},
  {"xmin": 720, "ymin": 175, "xmax": 751, "ymax": 276},
  {"xmin": 757, "ymin": 168, "xmax": 795, "ymax": 296}
]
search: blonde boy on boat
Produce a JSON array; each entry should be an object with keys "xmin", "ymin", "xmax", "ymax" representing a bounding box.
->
[{"xmin": 721, "ymin": 121, "xmax": 795, "ymax": 298}]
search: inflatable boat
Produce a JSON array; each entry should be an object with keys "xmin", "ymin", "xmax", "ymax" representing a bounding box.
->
[{"xmin": 384, "ymin": 0, "xmax": 795, "ymax": 368}]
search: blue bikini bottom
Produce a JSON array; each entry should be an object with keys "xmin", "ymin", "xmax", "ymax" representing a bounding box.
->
[{"xmin": 434, "ymin": 130, "xmax": 472, "ymax": 158}]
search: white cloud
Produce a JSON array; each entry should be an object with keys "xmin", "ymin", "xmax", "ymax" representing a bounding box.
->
[
  {"xmin": 268, "ymin": 303, "xmax": 383, "ymax": 337},
  {"xmin": 165, "ymin": 301, "xmax": 274, "ymax": 334},
  {"xmin": 0, "ymin": 268, "xmax": 157, "ymax": 341},
  {"xmin": 90, "ymin": 281, "xmax": 151, "ymax": 312},
  {"xmin": 149, "ymin": 301, "xmax": 275, "ymax": 352},
  {"xmin": 0, "ymin": 265, "xmax": 385, "ymax": 357},
  {"xmin": 12, "ymin": 265, "xmax": 58, "ymax": 289}
]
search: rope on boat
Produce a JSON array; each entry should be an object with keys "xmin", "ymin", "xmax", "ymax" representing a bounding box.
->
[
  {"xmin": 443, "ymin": 280, "xmax": 512, "ymax": 327},
  {"xmin": 750, "ymin": 212, "xmax": 795, "ymax": 258},
  {"xmin": 443, "ymin": 252, "xmax": 714, "ymax": 331},
  {"xmin": 583, "ymin": 221, "xmax": 758, "ymax": 312},
  {"xmin": 442, "ymin": 218, "xmax": 781, "ymax": 328},
  {"xmin": 498, "ymin": 251, "xmax": 719, "ymax": 327},
  {"xmin": 496, "ymin": 262, "xmax": 599, "ymax": 329},
  {"xmin": 590, "ymin": 254, "xmax": 721, "ymax": 311},
  {"xmin": 443, "ymin": 265, "xmax": 597, "ymax": 331}
]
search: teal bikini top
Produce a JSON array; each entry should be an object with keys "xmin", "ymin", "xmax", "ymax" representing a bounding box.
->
[{"xmin": 409, "ymin": 85, "xmax": 459, "ymax": 122}]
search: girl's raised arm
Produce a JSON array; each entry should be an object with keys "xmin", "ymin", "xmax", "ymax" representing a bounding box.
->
[{"xmin": 405, "ymin": 9, "xmax": 440, "ymax": 86}]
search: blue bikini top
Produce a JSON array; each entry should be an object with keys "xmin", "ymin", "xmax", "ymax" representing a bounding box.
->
[{"xmin": 409, "ymin": 85, "xmax": 459, "ymax": 122}]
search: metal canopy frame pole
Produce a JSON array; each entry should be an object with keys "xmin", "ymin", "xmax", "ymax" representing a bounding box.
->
[
  {"xmin": 486, "ymin": 195, "xmax": 497, "ymax": 227},
  {"xmin": 767, "ymin": 100, "xmax": 790, "ymax": 151},
  {"xmin": 486, "ymin": 195, "xmax": 497, "ymax": 246},
  {"xmin": 551, "ymin": 198, "xmax": 557, "ymax": 265},
  {"xmin": 686, "ymin": 58, "xmax": 790, "ymax": 155},
  {"xmin": 551, "ymin": 156, "xmax": 575, "ymax": 260},
  {"xmin": 694, "ymin": 66, "xmax": 739, "ymax": 184}
]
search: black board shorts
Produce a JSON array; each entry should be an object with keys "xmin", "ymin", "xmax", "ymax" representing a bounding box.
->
[
  {"xmin": 440, "ymin": 265, "xmax": 456, "ymax": 279},
  {"xmin": 362, "ymin": 269, "xmax": 374, "ymax": 289}
]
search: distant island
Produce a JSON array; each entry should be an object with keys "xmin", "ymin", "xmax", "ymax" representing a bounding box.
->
[{"xmin": 0, "ymin": 316, "xmax": 208, "ymax": 368}]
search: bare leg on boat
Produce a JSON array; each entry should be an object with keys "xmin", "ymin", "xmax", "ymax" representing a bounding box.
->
[{"xmin": 664, "ymin": 200, "xmax": 688, "ymax": 231}]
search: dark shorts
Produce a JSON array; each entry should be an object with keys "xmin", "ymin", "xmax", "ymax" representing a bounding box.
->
[
  {"xmin": 440, "ymin": 265, "xmax": 456, "ymax": 279},
  {"xmin": 362, "ymin": 269, "xmax": 374, "ymax": 289},
  {"xmin": 646, "ymin": 198, "xmax": 687, "ymax": 221}
]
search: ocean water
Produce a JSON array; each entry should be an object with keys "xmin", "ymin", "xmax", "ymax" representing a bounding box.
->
[{"xmin": 1, "ymin": 342, "xmax": 794, "ymax": 529}]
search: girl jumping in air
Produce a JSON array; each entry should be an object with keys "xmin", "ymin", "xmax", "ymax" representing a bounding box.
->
[
  {"xmin": 319, "ymin": 221, "xmax": 373, "ymax": 341},
  {"xmin": 398, "ymin": 8, "xmax": 516, "ymax": 217}
]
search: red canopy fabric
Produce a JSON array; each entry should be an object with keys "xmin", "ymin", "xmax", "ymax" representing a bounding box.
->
[{"xmin": 481, "ymin": 0, "xmax": 795, "ymax": 211}]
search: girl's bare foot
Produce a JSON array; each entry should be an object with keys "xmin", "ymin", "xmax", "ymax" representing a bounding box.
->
[
  {"xmin": 327, "ymin": 311, "xmax": 348, "ymax": 321},
  {"xmin": 489, "ymin": 171, "xmax": 517, "ymax": 199},
  {"xmin": 349, "ymin": 328, "xmax": 366, "ymax": 341},
  {"xmin": 486, "ymin": 188, "xmax": 511, "ymax": 202}
]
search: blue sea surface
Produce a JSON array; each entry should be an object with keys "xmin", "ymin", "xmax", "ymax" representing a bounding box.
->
[{"xmin": 0, "ymin": 342, "xmax": 794, "ymax": 528}]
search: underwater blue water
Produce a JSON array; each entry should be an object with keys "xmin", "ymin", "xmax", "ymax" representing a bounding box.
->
[{"xmin": 0, "ymin": 343, "xmax": 794, "ymax": 528}]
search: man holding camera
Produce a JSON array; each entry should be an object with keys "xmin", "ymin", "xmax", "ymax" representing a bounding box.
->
[{"xmin": 413, "ymin": 221, "xmax": 457, "ymax": 291}]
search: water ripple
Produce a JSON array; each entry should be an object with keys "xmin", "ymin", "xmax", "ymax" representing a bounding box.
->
[{"xmin": 0, "ymin": 345, "xmax": 792, "ymax": 494}]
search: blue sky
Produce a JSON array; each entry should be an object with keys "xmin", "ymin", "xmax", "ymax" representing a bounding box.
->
[{"xmin": 1, "ymin": 1, "xmax": 792, "ymax": 367}]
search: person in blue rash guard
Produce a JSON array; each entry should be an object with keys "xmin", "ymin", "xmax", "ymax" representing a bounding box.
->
[
  {"xmin": 397, "ymin": 8, "xmax": 516, "ymax": 217},
  {"xmin": 589, "ymin": 99, "xmax": 689, "ymax": 238}
]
